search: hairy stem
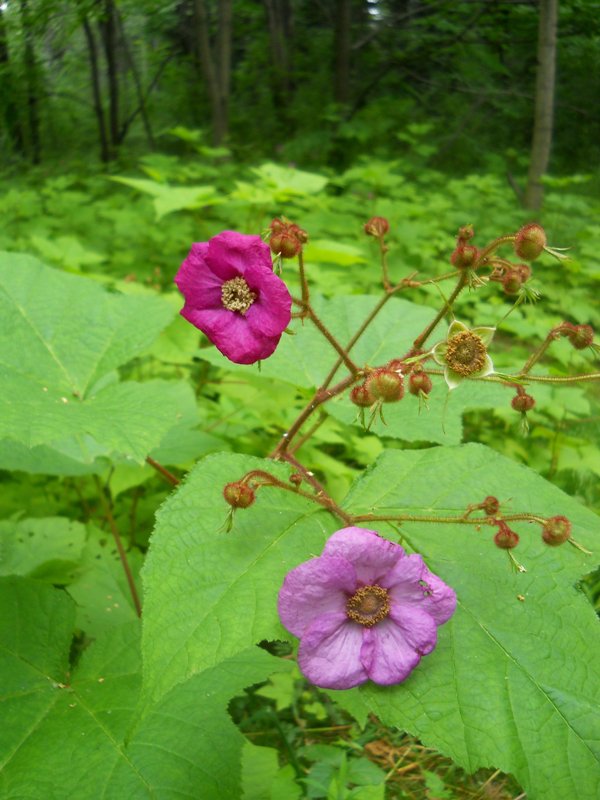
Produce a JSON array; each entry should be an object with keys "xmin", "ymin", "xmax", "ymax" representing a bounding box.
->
[
  {"xmin": 146, "ymin": 456, "xmax": 180, "ymax": 486},
  {"xmin": 411, "ymin": 273, "xmax": 468, "ymax": 353}
]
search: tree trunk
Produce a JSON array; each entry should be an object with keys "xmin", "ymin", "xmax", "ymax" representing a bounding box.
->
[
  {"xmin": 0, "ymin": 7, "xmax": 25, "ymax": 156},
  {"xmin": 19, "ymin": 0, "xmax": 41, "ymax": 163},
  {"xmin": 115, "ymin": 9, "xmax": 155, "ymax": 148},
  {"xmin": 99, "ymin": 0, "xmax": 120, "ymax": 150},
  {"xmin": 333, "ymin": 0, "xmax": 352, "ymax": 105},
  {"xmin": 264, "ymin": 0, "xmax": 294, "ymax": 104},
  {"xmin": 82, "ymin": 16, "xmax": 111, "ymax": 162},
  {"xmin": 524, "ymin": 0, "xmax": 558, "ymax": 212},
  {"xmin": 193, "ymin": 0, "xmax": 231, "ymax": 145}
]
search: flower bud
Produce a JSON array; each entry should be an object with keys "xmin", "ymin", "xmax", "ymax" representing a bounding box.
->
[
  {"xmin": 502, "ymin": 270, "xmax": 523, "ymax": 296},
  {"xmin": 270, "ymin": 231, "xmax": 302, "ymax": 259},
  {"xmin": 223, "ymin": 481, "xmax": 255, "ymax": 509},
  {"xmin": 515, "ymin": 263, "xmax": 532, "ymax": 282},
  {"xmin": 408, "ymin": 371, "xmax": 432, "ymax": 396},
  {"xmin": 450, "ymin": 245, "xmax": 478, "ymax": 269},
  {"xmin": 514, "ymin": 223, "xmax": 546, "ymax": 261},
  {"xmin": 350, "ymin": 384, "xmax": 376, "ymax": 408},
  {"xmin": 364, "ymin": 217, "xmax": 390, "ymax": 238},
  {"xmin": 567, "ymin": 324, "xmax": 594, "ymax": 350},
  {"xmin": 366, "ymin": 369, "xmax": 404, "ymax": 402},
  {"xmin": 482, "ymin": 496, "xmax": 500, "ymax": 516},
  {"xmin": 457, "ymin": 224, "xmax": 475, "ymax": 242},
  {"xmin": 541, "ymin": 515, "xmax": 572, "ymax": 546},
  {"xmin": 512, "ymin": 393, "xmax": 535, "ymax": 412},
  {"xmin": 289, "ymin": 473, "xmax": 303, "ymax": 486},
  {"xmin": 494, "ymin": 522, "xmax": 519, "ymax": 549}
]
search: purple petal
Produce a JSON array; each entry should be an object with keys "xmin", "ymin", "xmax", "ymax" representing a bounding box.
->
[
  {"xmin": 388, "ymin": 603, "xmax": 438, "ymax": 655},
  {"xmin": 382, "ymin": 554, "xmax": 457, "ymax": 625},
  {"xmin": 361, "ymin": 619, "xmax": 421, "ymax": 685},
  {"xmin": 245, "ymin": 266, "xmax": 292, "ymax": 338},
  {"xmin": 298, "ymin": 612, "xmax": 368, "ymax": 689},
  {"xmin": 278, "ymin": 556, "xmax": 356, "ymax": 638},
  {"xmin": 175, "ymin": 243, "xmax": 223, "ymax": 308},
  {"xmin": 183, "ymin": 307, "xmax": 279, "ymax": 364},
  {"xmin": 322, "ymin": 528, "xmax": 404, "ymax": 585},
  {"xmin": 207, "ymin": 231, "xmax": 272, "ymax": 280}
]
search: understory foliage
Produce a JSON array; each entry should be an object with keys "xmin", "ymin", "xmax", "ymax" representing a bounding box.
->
[{"xmin": 1, "ymin": 154, "xmax": 599, "ymax": 799}]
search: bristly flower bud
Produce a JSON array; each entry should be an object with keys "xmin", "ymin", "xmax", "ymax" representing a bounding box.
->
[
  {"xmin": 268, "ymin": 218, "xmax": 308, "ymax": 258},
  {"xmin": 542, "ymin": 515, "xmax": 572, "ymax": 546},
  {"xmin": 512, "ymin": 393, "xmax": 535, "ymax": 413},
  {"xmin": 457, "ymin": 224, "xmax": 475, "ymax": 242},
  {"xmin": 451, "ymin": 245, "xmax": 478, "ymax": 269},
  {"xmin": 482, "ymin": 496, "xmax": 500, "ymax": 516},
  {"xmin": 502, "ymin": 269, "xmax": 523, "ymax": 296},
  {"xmin": 366, "ymin": 369, "xmax": 404, "ymax": 402},
  {"xmin": 223, "ymin": 481, "xmax": 255, "ymax": 509},
  {"xmin": 567, "ymin": 324, "xmax": 594, "ymax": 350},
  {"xmin": 494, "ymin": 522, "xmax": 519, "ymax": 549},
  {"xmin": 408, "ymin": 370, "xmax": 432, "ymax": 396},
  {"xmin": 364, "ymin": 216, "xmax": 390, "ymax": 238},
  {"xmin": 514, "ymin": 223, "xmax": 546, "ymax": 261},
  {"xmin": 350, "ymin": 384, "xmax": 376, "ymax": 408},
  {"xmin": 515, "ymin": 263, "xmax": 532, "ymax": 282}
]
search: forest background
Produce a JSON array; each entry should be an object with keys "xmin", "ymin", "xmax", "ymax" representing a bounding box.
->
[{"xmin": 1, "ymin": 1, "xmax": 600, "ymax": 798}]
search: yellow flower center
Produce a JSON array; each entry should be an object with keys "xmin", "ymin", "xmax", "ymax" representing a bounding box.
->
[
  {"xmin": 445, "ymin": 331, "xmax": 487, "ymax": 376},
  {"xmin": 346, "ymin": 585, "xmax": 390, "ymax": 627},
  {"xmin": 221, "ymin": 277, "xmax": 257, "ymax": 314}
]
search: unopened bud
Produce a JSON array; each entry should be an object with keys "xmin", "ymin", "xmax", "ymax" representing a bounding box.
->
[
  {"xmin": 494, "ymin": 522, "xmax": 519, "ymax": 549},
  {"xmin": 408, "ymin": 371, "xmax": 432, "ymax": 396},
  {"xmin": 514, "ymin": 223, "xmax": 546, "ymax": 261},
  {"xmin": 364, "ymin": 217, "xmax": 390, "ymax": 238},
  {"xmin": 289, "ymin": 473, "xmax": 303, "ymax": 486},
  {"xmin": 515, "ymin": 263, "xmax": 532, "ymax": 282},
  {"xmin": 502, "ymin": 270, "xmax": 523, "ymax": 296},
  {"xmin": 223, "ymin": 482, "xmax": 255, "ymax": 509},
  {"xmin": 567, "ymin": 324, "xmax": 594, "ymax": 350},
  {"xmin": 450, "ymin": 245, "xmax": 478, "ymax": 269},
  {"xmin": 366, "ymin": 369, "xmax": 404, "ymax": 402},
  {"xmin": 270, "ymin": 231, "xmax": 302, "ymax": 259},
  {"xmin": 482, "ymin": 496, "xmax": 500, "ymax": 516},
  {"xmin": 350, "ymin": 384, "xmax": 375, "ymax": 408},
  {"xmin": 457, "ymin": 224, "xmax": 475, "ymax": 242},
  {"xmin": 512, "ymin": 393, "xmax": 535, "ymax": 413},
  {"xmin": 542, "ymin": 515, "xmax": 572, "ymax": 546}
]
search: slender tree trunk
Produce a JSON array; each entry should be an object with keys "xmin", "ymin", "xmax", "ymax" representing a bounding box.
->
[
  {"xmin": 99, "ymin": 0, "xmax": 120, "ymax": 149},
  {"xmin": 524, "ymin": 0, "xmax": 558, "ymax": 211},
  {"xmin": 193, "ymin": 0, "xmax": 232, "ymax": 145},
  {"xmin": 115, "ymin": 10, "xmax": 155, "ymax": 148},
  {"xmin": 0, "ymin": 7, "xmax": 25, "ymax": 156},
  {"xmin": 82, "ymin": 16, "xmax": 111, "ymax": 162},
  {"xmin": 263, "ymin": 0, "xmax": 294, "ymax": 115},
  {"xmin": 333, "ymin": 0, "xmax": 352, "ymax": 105},
  {"xmin": 19, "ymin": 0, "xmax": 41, "ymax": 163}
]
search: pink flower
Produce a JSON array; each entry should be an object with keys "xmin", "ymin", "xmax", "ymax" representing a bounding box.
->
[
  {"xmin": 278, "ymin": 527, "xmax": 456, "ymax": 689},
  {"xmin": 175, "ymin": 231, "xmax": 292, "ymax": 365}
]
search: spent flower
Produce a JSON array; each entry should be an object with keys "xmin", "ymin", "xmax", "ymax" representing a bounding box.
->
[
  {"xmin": 278, "ymin": 527, "xmax": 456, "ymax": 689},
  {"xmin": 432, "ymin": 320, "xmax": 495, "ymax": 390},
  {"xmin": 175, "ymin": 231, "xmax": 292, "ymax": 365}
]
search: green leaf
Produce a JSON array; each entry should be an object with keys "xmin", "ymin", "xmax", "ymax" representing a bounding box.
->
[
  {"xmin": 141, "ymin": 453, "xmax": 337, "ymax": 703},
  {"xmin": 0, "ymin": 517, "xmax": 86, "ymax": 582},
  {"xmin": 0, "ymin": 253, "xmax": 196, "ymax": 464},
  {"xmin": 339, "ymin": 443, "xmax": 600, "ymax": 800},
  {"xmin": 0, "ymin": 577, "xmax": 292, "ymax": 799},
  {"xmin": 241, "ymin": 742, "xmax": 302, "ymax": 800},
  {"xmin": 110, "ymin": 177, "xmax": 220, "ymax": 220}
]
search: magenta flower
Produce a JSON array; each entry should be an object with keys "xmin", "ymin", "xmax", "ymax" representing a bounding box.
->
[
  {"xmin": 175, "ymin": 231, "xmax": 292, "ymax": 365},
  {"xmin": 278, "ymin": 527, "xmax": 456, "ymax": 690}
]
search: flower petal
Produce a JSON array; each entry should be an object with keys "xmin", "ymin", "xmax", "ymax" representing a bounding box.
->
[
  {"xmin": 447, "ymin": 320, "xmax": 468, "ymax": 338},
  {"xmin": 472, "ymin": 326, "xmax": 496, "ymax": 347},
  {"xmin": 185, "ymin": 307, "xmax": 279, "ymax": 364},
  {"xmin": 245, "ymin": 265, "xmax": 292, "ymax": 338},
  {"xmin": 388, "ymin": 603, "xmax": 438, "ymax": 655},
  {"xmin": 360, "ymin": 619, "xmax": 421, "ymax": 685},
  {"xmin": 278, "ymin": 556, "xmax": 357, "ymax": 638},
  {"xmin": 207, "ymin": 231, "xmax": 272, "ymax": 281},
  {"xmin": 383, "ymin": 553, "xmax": 457, "ymax": 625},
  {"xmin": 298, "ymin": 612, "xmax": 368, "ymax": 689},
  {"xmin": 444, "ymin": 366, "xmax": 463, "ymax": 390},
  {"xmin": 175, "ymin": 243, "xmax": 224, "ymax": 309},
  {"xmin": 431, "ymin": 342, "xmax": 448, "ymax": 366},
  {"xmin": 322, "ymin": 528, "xmax": 404, "ymax": 585}
]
